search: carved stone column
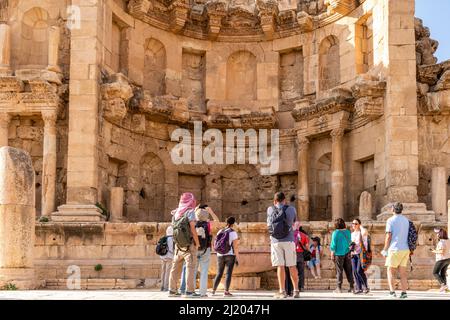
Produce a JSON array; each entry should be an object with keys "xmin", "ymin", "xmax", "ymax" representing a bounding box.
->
[
  {"xmin": 297, "ymin": 136, "xmax": 310, "ymax": 221},
  {"xmin": 41, "ymin": 111, "xmax": 57, "ymax": 216},
  {"xmin": 109, "ymin": 187, "xmax": 124, "ymax": 222},
  {"xmin": 0, "ymin": 23, "xmax": 11, "ymax": 75},
  {"xmin": 331, "ymin": 128, "xmax": 345, "ymax": 221},
  {"xmin": 47, "ymin": 26, "xmax": 61, "ymax": 73},
  {"xmin": 432, "ymin": 167, "xmax": 447, "ymax": 222},
  {"xmin": 0, "ymin": 113, "xmax": 10, "ymax": 147}
]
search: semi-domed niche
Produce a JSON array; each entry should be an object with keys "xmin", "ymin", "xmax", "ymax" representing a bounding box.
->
[
  {"xmin": 319, "ymin": 35, "xmax": 340, "ymax": 91},
  {"xmin": 144, "ymin": 38, "xmax": 167, "ymax": 96},
  {"xmin": 20, "ymin": 7, "xmax": 50, "ymax": 68}
]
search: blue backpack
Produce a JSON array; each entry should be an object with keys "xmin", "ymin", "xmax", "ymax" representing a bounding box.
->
[
  {"xmin": 407, "ymin": 220, "xmax": 418, "ymax": 252},
  {"xmin": 268, "ymin": 205, "xmax": 290, "ymax": 239}
]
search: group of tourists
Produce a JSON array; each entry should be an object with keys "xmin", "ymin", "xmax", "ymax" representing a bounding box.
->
[{"xmin": 158, "ymin": 192, "xmax": 450, "ymax": 298}]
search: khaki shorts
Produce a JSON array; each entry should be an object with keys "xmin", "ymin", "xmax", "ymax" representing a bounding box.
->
[
  {"xmin": 271, "ymin": 242, "xmax": 296, "ymax": 267},
  {"xmin": 385, "ymin": 250, "xmax": 410, "ymax": 268}
]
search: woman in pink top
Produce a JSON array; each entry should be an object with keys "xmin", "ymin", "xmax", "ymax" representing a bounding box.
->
[{"xmin": 431, "ymin": 228, "xmax": 450, "ymax": 293}]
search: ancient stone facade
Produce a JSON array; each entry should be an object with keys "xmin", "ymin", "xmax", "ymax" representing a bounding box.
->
[{"xmin": 0, "ymin": 0, "xmax": 450, "ymax": 289}]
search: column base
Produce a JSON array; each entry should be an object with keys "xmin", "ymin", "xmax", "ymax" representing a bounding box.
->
[
  {"xmin": 0, "ymin": 67, "xmax": 12, "ymax": 76},
  {"xmin": 376, "ymin": 203, "xmax": 436, "ymax": 222},
  {"xmin": 51, "ymin": 204, "xmax": 106, "ymax": 222},
  {"xmin": 0, "ymin": 268, "xmax": 40, "ymax": 289}
]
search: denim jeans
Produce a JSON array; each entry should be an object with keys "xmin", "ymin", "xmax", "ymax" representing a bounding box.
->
[
  {"xmin": 213, "ymin": 255, "xmax": 236, "ymax": 292},
  {"xmin": 195, "ymin": 248, "xmax": 211, "ymax": 295},
  {"xmin": 351, "ymin": 254, "xmax": 368, "ymax": 291}
]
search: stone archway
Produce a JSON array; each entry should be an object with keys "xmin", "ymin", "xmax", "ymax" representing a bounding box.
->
[
  {"xmin": 20, "ymin": 7, "xmax": 50, "ymax": 68},
  {"xmin": 319, "ymin": 35, "xmax": 340, "ymax": 91},
  {"xmin": 312, "ymin": 152, "xmax": 332, "ymax": 221}
]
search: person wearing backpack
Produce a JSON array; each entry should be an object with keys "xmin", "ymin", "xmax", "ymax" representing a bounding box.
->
[
  {"xmin": 350, "ymin": 219, "xmax": 370, "ymax": 294},
  {"xmin": 330, "ymin": 218, "xmax": 355, "ymax": 294},
  {"xmin": 193, "ymin": 206, "xmax": 214, "ymax": 297},
  {"xmin": 294, "ymin": 222, "xmax": 310, "ymax": 292},
  {"xmin": 381, "ymin": 202, "xmax": 411, "ymax": 299},
  {"xmin": 168, "ymin": 193, "xmax": 201, "ymax": 297},
  {"xmin": 212, "ymin": 216, "xmax": 239, "ymax": 296},
  {"xmin": 158, "ymin": 225, "xmax": 174, "ymax": 291},
  {"xmin": 267, "ymin": 192, "xmax": 300, "ymax": 299}
]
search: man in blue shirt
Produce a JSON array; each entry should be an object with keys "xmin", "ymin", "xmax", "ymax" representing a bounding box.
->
[
  {"xmin": 381, "ymin": 202, "xmax": 410, "ymax": 299},
  {"xmin": 267, "ymin": 192, "xmax": 299, "ymax": 299}
]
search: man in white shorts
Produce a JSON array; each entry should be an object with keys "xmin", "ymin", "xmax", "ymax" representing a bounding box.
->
[{"xmin": 267, "ymin": 192, "xmax": 299, "ymax": 299}]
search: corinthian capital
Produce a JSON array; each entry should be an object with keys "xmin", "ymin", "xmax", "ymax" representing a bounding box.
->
[
  {"xmin": 42, "ymin": 110, "xmax": 57, "ymax": 127},
  {"xmin": 298, "ymin": 136, "xmax": 310, "ymax": 151},
  {"xmin": 330, "ymin": 127, "xmax": 345, "ymax": 141}
]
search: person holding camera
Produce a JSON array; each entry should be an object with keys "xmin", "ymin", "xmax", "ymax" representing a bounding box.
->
[
  {"xmin": 351, "ymin": 219, "xmax": 369, "ymax": 294},
  {"xmin": 212, "ymin": 216, "xmax": 240, "ymax": 296},
  {"xmin": 330, "ymin": 218, "xmax": 355, "ymax": 294}
]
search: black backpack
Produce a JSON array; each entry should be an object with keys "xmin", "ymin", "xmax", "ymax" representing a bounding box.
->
[
  {"xmin": 196, "ymin": 221, "xmax": 212, "ymax": 251},
  {"xmin": 268, "ymin": 205, "xmax": 290, "ymax": 239},
  {"xmin": 156, "ymin": 235, "xmax": 171, "ymax": 256}
]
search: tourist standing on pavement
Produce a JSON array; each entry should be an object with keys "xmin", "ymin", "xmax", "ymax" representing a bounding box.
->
[
  {"xmin": 431, "ymin": 228, "xmax": 450, "ymax": 293},
  {"xmin": 381, "ymin": 202, "xmax": 410, "ymax": 299},
  {"xmin": 267, "ymin": 192, "xmax": 300, "ymax": 299},
  {"xmin": 212, "ymin": 216, "xmax": 240, "ymax": 296},
  {"xmin": 295, "ymin": 222, "xmax": 310, "ymax": 291},
  {"xmin": 351, "ymin": 219, "xmax": 370, "ymax": 294},
  {"xmin": 159, "ymin": 225, "xmax": 174, "ymax": 291},
  {"xmin": 193, "ymin": 206, "xmax": 214, "ymax": 297},
  {"xmin": 330, "ymin": 218, "xmax": 355, "ymax": 293},
  {"xmin": 308, "ymin": 236, "xmax": 322, "ymax": 279},
  {"xmin": 168, "ymin": 192, "xmax": 200, "ymax": 297}
]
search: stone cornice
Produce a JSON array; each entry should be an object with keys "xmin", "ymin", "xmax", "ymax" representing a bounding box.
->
[{"xmin": 127, "ymin": 0, "xmax": 367, "ymax": 42}]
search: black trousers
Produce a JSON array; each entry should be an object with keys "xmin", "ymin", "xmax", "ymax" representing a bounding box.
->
[
  {"xmin": 213, "ymin": 255, "xmax": 236, "ymax": 291},
  {"xmin": 433, "ymin": 258, "xmax": 450, "ymax": 286},
  {"xmin": 285, "ymin": 253, "xmax": 305, "ymax": 294},
  {"xmin": 334, "ymin": 253, "xmax": 354, "ymax": 289}
]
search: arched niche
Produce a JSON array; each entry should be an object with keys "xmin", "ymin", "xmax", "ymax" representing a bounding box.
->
[
  {"xmin": 144, "ymin": 38, "xmax": 166, "ymax": 96},
  {"xmin": 226, "ymin": 50, "xmax": 257, "ymax": 101},
  {"xmin": 312, "ymin": 152, "xmax": 332, "ymax": 221},
  {"xmin": 138, "ymin": 152, "xmax": 165, "ymax": 221},
  {"xmin": 319, "ymin": 35, "xmax": 340, "ymax": 91},
  {"xmin": 19, "ymin": 7, "xmax": 50, "ymax": 68}
]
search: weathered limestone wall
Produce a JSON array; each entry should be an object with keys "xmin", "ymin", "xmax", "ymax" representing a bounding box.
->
[{"xmin": 34, "ymin": 221, "xmax": 445, "ymax": 290}]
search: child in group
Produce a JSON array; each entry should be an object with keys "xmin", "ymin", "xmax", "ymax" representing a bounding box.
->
[{"xmin": 308, "ymin": 237, "xmax": 322, "ymax": 279}]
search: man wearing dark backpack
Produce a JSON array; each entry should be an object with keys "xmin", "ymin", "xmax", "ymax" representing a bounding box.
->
[
  {"xmin": 267, "ymin": 192, "xmax": 300, "ymax": 299},
  {"xmin": 381, "ymin": 202, "xmax": 410, "ymax": 299},
  {"xmin": 168, "ymin": 193, "xmax": 201, "ymax": 297}
]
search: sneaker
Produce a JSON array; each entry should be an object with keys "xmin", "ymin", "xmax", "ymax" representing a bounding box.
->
[
  {"xmin": 200, "ymin": 293, "xmax": 208, "ymax": 298},
  {"xmin": 274, "ymin": 291, "xmax": 287, "ymax": 299},
  {"xmin": 184, "ymin": 292, "xmax": 201, "ymax": 298},
  {"xmin": 211, "ymin": 290, "xmax": 216, "ymax": 296},
  {"xmin": 354, "ymin": 290, "xmax": 363, "ymax": 295},
  {"xmin": 440, "ymin": 285, "xmax": 448, "ymax": 293},
  {"xmin": 333, "ymin": 288, "xmax": 342, "ymax": 294},
  {"xmin": 364, "ymin": 288, "xmax": 370, "ymax": 294},
  {"xmin": 224, "ymin": 291, "xmax": 233, "ymax": 297},
  {"xmin": 399, "ymin": 292, "xmax": 408, "ymax": 299},
  {"xmin": 293, "ymin": 290, "xmax": 300, "ymax": 299},
  {"xmin": 388, "ymin": 291, "xmax": 396, "ymax": 298},
  {"xmin": 168, "ymin": 291, "xmax": 181, "ymax": 297}
]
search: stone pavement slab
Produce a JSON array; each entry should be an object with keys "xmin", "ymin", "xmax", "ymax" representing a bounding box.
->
[{"xmin": 0, "ymin": 290, "xmax": 449, "ymax": 300}]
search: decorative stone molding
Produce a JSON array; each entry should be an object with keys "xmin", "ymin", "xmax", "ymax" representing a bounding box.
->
[
  {"xmin": 206, "ymin": 106, "xmax": 277, "ymax": 129},
  {"xmin": 351, "ymin": 75, "xmax": 386, "ymax": 120},
  {"xmin": 330, "ymin": 127, "xmax": 345, "ymax": 141},
  {"xmin": 168, "ymin": 0, "xmax": 190, "ymax": 33},
  {"xmin": 257, "ymin": 0, "xmax": 278, "ymax": 39},
  {"xmin": 325, "ymin": 0, "xmax": 358, "ymax": 15},
  {"xmin": 292, "ymin": 89, "xmax": 354, "ymax": 122},
  {"xmin": 41, "ymin": 110, "xmax": 58, "ymax": 128},
  {"xmin": 297, "ymin": 136, "xmax": 310, "ymax": 151},
  {"xmin": 128, "ymin": 0, "xmax": 153, "ymax": 18},
  {"xmin": 296, "ymin": 11, "xmax": 314, "ymax": 32},
  {"xmin": 205, "ymin": 0, "xmax": 227, "ymax": 39},
  {"xmin": 138, "ymin": 94, "xmax": 190, "ymax": 124},
  {"xmin": 101, "ymin": 73, "xmax": 133, "ymax": 124}
]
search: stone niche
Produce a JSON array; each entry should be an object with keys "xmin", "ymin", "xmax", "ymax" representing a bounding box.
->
[
  {"xmin": 319, "ymin": 35, "xmax": 340, "ymax": 92},
  {"xmin": 226, "ymin": 50, "xmax": 257, "ymax": 101},
  {"xmin": 279, "ymin": 48, "xmax": 304, "ymax": 111},
  {"xmin": 181, "ymin": 49, "xmax": 206, "ymax": 113},
  {"xmin": 143, "ymin": 38, "xmax": 166, "ymax": 96}
]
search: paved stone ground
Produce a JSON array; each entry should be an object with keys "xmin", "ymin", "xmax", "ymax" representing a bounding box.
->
[{"xmin": 0, "ymin": 290, "xmax": 449, "ymax": 300}]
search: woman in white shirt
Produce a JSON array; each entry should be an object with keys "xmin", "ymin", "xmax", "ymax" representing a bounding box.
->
[
  {"xmin": 431, "ymin": 228, "xmax": 450, "ymax": 293},
  {"xmin": 351, "ymin": 219, "xmax": 370, "ymax": 294}
]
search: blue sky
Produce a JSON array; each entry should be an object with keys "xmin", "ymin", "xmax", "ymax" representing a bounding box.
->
[{"xmin": 416, "ymin": 0, "xmax": 450, "ymax": 62}]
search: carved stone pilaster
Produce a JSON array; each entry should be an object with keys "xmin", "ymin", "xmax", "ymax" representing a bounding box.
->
[
  {"xmin": 257, "ymin": 0, "xmax": 278, "ymax": 39},
  {"xmin": 169, "ymin": 0, "xmax": 189, "ymax": 33}
]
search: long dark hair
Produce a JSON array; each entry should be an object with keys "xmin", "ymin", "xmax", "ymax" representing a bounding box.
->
[{"xmin": 334, "ymin": 218, "xmax": 346, "ymax": 230}]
